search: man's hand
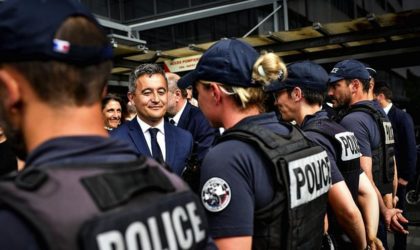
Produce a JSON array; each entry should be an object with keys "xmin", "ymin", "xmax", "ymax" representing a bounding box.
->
[
  {"xmin": 393, "ymin": 195, "xmax": 399, "ymax": 208},
  {"xmin": 398, "ymin": 178, "xmax": 408, "ymax": 186},
  {"xmin": 389, "ymin": 212, "xmax": 409, "ymax": 234},
  {"xmin": 368, "ymin": 237, "xmax": 384, "ymax": 250}
]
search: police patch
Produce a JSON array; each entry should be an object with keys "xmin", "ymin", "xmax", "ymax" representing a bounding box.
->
[
  {"xmin": 201, "ymin": 177, "xmax": 231, "ymax": 212},
  {"xmin": 288, "ymin": 151, "xmax": 331, "ymax": 209},
  {"xmin": 334, "ymin": 132, "xmax": 361, "ymax": 161},
  {"xmin": 382, "ymin": 121, "xmax": 395, "ymax": 144}
]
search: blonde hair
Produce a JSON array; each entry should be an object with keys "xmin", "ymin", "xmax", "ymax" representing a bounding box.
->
[
  {"xmin": 224, "ymin": 52, "xmax": 287, "ymax": 111},
  {"xmin": 252, "ymin": 51, "xmax": 287, "ymax": 86}
]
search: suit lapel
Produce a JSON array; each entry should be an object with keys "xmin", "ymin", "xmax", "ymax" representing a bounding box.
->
[
  {"xmin": 177, "ymin": 102, "xmax": 191, "ymax": 129},
  {"xmin": 164, "ymin": 120, "xmax": 176, "ymax": 166},
  {"xmin": 128, "ymin": 118, "xmax": 152, "ymax": 157},
  {"xmin": 388, "ymin": 105, "xmax": 397, "ymax": 120}
]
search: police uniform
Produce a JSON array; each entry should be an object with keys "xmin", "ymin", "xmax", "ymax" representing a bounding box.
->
[
  {"xmin": 339, "ymin": 100, "xmax": 387, "ymax": 189},
  {"xmin": 0, "ymin": 136, "xmax": 214, "ymax": 250},
  {"xmin": 339, "ymin": 100, "xmax": 393, "ymax": 248},
  {"xmin": 302, "ymin": 110, "xmax": 364, "ymax": 248},
  {"xmin": 0, "ymin": 137, "xmax": 137, "ymax": 249},
  {"xmin": 0, "ymin": 0, "xmax": 213, "ymax": 249},
  {"xmin": 200, "ymin": 112, "xmax": 331, "ymax": 249},
  {"xmin": 200, "ymin": 113, "xmax": 283, "ymax": 238},
  {"xmin": 301, "ymin": 111, "xmax": 345, "ymax": 186}
]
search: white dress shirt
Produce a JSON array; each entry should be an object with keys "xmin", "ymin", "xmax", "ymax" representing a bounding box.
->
[
  {"xmin": 136, "ymin": 117, "xmax": 166, "ymax": 160},
  {"xmin": 170, "ymin": 101, "xmax": 187, "ymax": 126}
]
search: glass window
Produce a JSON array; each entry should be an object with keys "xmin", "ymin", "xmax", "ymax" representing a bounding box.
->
[
  {"xmin": 124, "ymin": 0, "xmax": 155, "ymax": 21},
  {"xmin": 110, "ymin": 0, "xmax": 121, "ymax": 21},
  {"xmin": 191, "ymin": 0, "xmax": 225, "ymax": 7},
  {"xmin": 196, "ymin": 18, "xmax": 214, "ymax": 42},
  {"xmin": 82, "ymin": 0, "xmax": 109, "ymax": 17},
  {"xmin": 174, "ymin": 22, "xmax": 196, "ymax": 47},
  {"xmin": 157, "ymin": 0, "xmax": 189, "ymax": 14}
]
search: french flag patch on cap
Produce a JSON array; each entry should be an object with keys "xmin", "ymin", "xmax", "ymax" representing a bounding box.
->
[{"xmin": 53, "ymin": 39, "xmax": 70, "ymax": 54}]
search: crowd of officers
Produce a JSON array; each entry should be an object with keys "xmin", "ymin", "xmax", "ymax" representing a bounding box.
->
[{"xmin": 0, "ymin": 0, "xmax": 418, "ymax": 250}]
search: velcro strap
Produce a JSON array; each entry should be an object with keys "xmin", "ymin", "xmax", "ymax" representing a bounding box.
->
[{"xmin": 82, "ymin": 167, "xmax": 175, "ymax": 211}]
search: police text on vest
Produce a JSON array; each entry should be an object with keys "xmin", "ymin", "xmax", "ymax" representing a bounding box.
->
[
  {"xmin": 334, "ymin": 132, "xmax": 361, "ymax": 161},
  {"xmin": 289, "ymin": 151, "xmax": 331, "ymax": 208},
  {"xmin": 96, "ymin": 202, "xmax": 206, "ymax": 250}
]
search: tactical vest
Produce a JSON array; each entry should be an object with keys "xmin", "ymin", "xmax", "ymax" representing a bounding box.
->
[
  {"xmin": 218, "ymin": 123, "xmax": 331, "ymax": 250},
  {"xmin": 303, "ymin": 118, "xmax": 361, "ymax": 201},
  {"xmin": 303, "ymin": 118, "xmax": 361, "ymax": 247},
  {"xmin": 0, "ymin": 157, "xmax": 210, "ymax": 250},
  {"xmin": 346, "ymin": 102, "xmax": 395, "ymax": 195}
]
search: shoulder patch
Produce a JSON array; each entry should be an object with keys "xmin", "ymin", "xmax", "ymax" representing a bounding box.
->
[
  {"xmin": 334, "ymin": 132, "xmax": 361, "ymax": 161},
  {"xmin": 201, "ymin": 177, "xmax": 231, "ymax": 212}
]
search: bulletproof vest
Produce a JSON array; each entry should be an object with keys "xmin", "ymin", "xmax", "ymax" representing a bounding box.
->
[
  {"xmin": 303, "ymin": 118, "xmax": 361, "ymax": 246},
  {"xmin": 345, "ymin": 103, "xmax": 395, "ymax": 195},
  {"xmin": 303, "ymin": 118, "xmax": 361, "ymax": 201},
  {"xmin": 0, "ymin": 157, "xmax": 210, "ymax": 250},
  {"xmin": 218, "ymin": 123, "xmax": 331, "ymax": 250}
]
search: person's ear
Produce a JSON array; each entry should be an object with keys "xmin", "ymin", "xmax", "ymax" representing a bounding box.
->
[
  {"xmin": 0, "ymin": 68, "xmax": 22, "ymax": 110},
  {"xmin": 293, "ymin": 87, "xmax": 303, "ymax": 101},
  {"xmin": 175, "ymin": 89, "xmax": 182, "ymax": 101},
  {"xmin": 210, "ymin": 83, "xmax": 222, "ymax": 104},
  {"xmin": 127, "ymin": 92, "xmax": 134, "ymax": 103},
  {"xmin": 350, "ymin": 79, "xmax": 359, "ymax": 92}
]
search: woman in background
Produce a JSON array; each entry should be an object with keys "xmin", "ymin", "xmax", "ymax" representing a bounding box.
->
[{"xmin": 101, "ymin": 94, "xmax": 124, "ymax": 131}]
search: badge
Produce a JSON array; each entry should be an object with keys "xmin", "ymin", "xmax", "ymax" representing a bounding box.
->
[{"xmin": 201, "ymin": 177, "xmax": 231, "ymax": 212}]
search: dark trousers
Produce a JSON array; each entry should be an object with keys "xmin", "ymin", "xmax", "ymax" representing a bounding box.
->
[
  {"xmin": 393, "ymin": 184, "xmax": 408, "ymax": 250},
  {"xmin": 377, "ymin": 216, "xmax": 389, "ymax": 250}
]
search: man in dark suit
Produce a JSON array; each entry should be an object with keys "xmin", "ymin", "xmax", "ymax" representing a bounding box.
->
[
  {"xmin": 111, "ymin": 64, "xmax": 193, "ymax": 176},
  {"xmin": 374, "ymin": 80, "xmax": 417, "ymax": 250},
  {"xmin": 166, "ymin": 72, "xmax": 216, "ymax": 162}
]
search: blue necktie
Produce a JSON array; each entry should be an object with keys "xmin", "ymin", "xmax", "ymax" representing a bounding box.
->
[{"xmin": 149, "ymin": 128, "xmax": 163, "ymax": 162}]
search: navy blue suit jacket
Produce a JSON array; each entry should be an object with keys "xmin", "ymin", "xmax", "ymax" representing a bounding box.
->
[
  {"xmin": 177, "ymin": 102, "xmax": 217, "ymax": 161},
  {"xmin": 111, "ymin": 118, "xmax": 193, "ymax": 176},
  {"xmin": 387, "ymin": 105, "xmax": 417, "ymax": 181}
]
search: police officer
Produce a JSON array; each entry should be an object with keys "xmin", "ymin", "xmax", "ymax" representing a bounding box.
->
[
  {"xmin": 0, "ymin": 0, "xmax": 211, "ymax": 249},
  {"xmin": 178, "ymin": 39, "xmax": 331, "ymax": 249},
  {"xmin": 327, "ymin": 59, "xmax": 408, "ymax": 249},
  {"xmin": 265, "ymin": 60, "xmax": 382, "ymax": 250}
]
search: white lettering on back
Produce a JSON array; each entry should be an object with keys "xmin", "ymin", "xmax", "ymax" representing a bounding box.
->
[
  {"xmin": 382, "ymin": 122, "xmax": 395, "ymax": 144},
  {"xmin": 288, "ymin": 151, "xmax": 331, "ymax": 208},
  {"xmin": 334, "ymin": 132, "xmax": 361, "ymax": 161},
  {"xmin": 97, "ymin": 231, "xmax": 125, "ymax": 250}
]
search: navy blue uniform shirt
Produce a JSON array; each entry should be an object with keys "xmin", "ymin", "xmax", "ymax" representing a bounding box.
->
[
  {"xmin": 199, "ymin": 112, "xmax": 290, "ymax": 238},
  {"xmin": 0, "ymin": 136, "xmax": 139, "ymax": 250},
  {"xmin": 340, "ymin": 100, "xmax": 381, "ymax": 157},
  {"xmin": 301, "ymin": 111, "xmax": 344, "ymax": 184}
]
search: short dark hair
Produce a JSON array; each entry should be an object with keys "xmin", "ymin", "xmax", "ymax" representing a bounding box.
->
[
  {"xmin": 102, "ymin": 93, "xmax": 127, "ymax": 120},
  {"xmin": 286, "ymin": 87, "xmax": 324, "ymax": 106},
  {"xmin": 344, "ymin": 78, "xmax": 370, "ymax": 93},
  {"xmin": 9, "ymin": 17, "xmax": 112, "ymax": 106},
  {"xmin": 102, "ymin": 93, "xmax": 123, "ymax": 110},
  {"xmin": 129, "ymin": 64, "xmax": 167, "ymax": 92},
  {"xmin": 373, "ymin": 80, "xmax": 393, "ymax": 100}
]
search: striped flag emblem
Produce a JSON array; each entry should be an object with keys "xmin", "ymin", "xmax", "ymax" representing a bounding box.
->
[{"xmin": 53, "ymin": 39, "xmax": 70, "ymax": 54}]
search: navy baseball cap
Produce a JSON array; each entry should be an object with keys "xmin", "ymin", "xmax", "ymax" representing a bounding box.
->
[
  {"xmin": 265, "ymin": 60, "xmax": 328, "ymax": 93},
  {"xmin": 365, "ymin": 65, "xmax": 377, "ymax": 79},
  {"xmin": 177, "ymin": 38, "xmax": 259, "ymax": 88},
  {"xmin": 328, "ymin": 59, "xmax": 370, "ymax": 83},
  {"xmin": 0, "ymin": 0, "xmax": 113, "ymax": 65}
]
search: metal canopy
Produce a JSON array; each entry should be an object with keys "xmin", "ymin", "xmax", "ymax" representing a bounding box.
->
[{"xmin": 111, "ymin": 8, "xmax": 420, "ymax": 78}]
